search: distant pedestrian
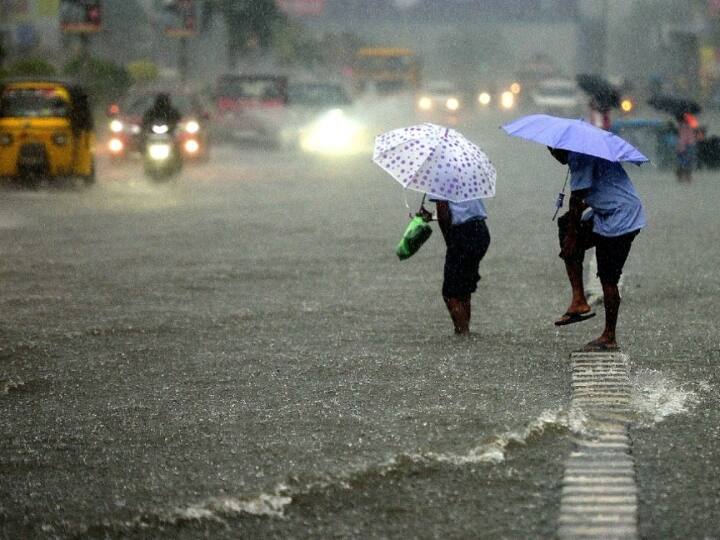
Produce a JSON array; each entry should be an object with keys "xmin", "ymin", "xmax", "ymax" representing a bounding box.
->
[
  {"xmin": 549, "ymin": 148, "xmax": 645, "ymax": 352},
  {"xmin": 425, "ymin": 198, "xmax": 490, "ymax": 336},
  {"xmin": 588, "ymin": 97, "xmax": 611, "ymax": 130},
  {"xmin": 676, "ymin": 112, "xmax": 698, "ymax": 182}
]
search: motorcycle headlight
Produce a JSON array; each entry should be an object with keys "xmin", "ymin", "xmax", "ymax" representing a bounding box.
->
[
  {"xmin": 184, "ymin": 120, "xmax": 200, "ymax": 134},
  {"xmin": 152, "ymin": 124, "xmax": 169, "ymax": 135},
  {"xmin": 446, "ymin": 97, "xmax": 460, "ymax": 111},
  {"xmin": 418, "ymin": 96, "xmax": 432, "ymax": 111},
  {"xmin": 109, "ymin": 138, "xmax": 124, "ymax": 153},
  {"xmin": 110, "ymin": 119, "xmax": 124, "ymax": 133},
  {"xmin": 478, "ymin": 92, "xmax": 492, "ymax": 106},
  {"xmin": 621, "ymin": 99, "xmax": 634, "ymax": 113},
  {"xmin": 52, "ymin": 132, "xmax": 68, "ymax": 146},
  {"xmin": 148, "ymin": 143, "xmax": 171, "ymax": 160},
  {"xmin": 184, "ymin": 139, "xmax": 200, "ymax": 154},
  {"xmin": 130, "ymin": 124, "xmax": 141, "ymax": 135},
  {"xmin": 0, "ymin": 133, "xmax": 13, "ymax": 146}
]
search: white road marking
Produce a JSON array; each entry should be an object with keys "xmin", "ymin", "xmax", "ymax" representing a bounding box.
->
[{"xmin": 558, "ymin": 352, "xmax": 639, "ymax": 540}]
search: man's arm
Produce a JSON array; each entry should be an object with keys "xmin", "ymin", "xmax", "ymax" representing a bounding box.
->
[{"xmin": 435, "ymin": 201, "xmax": 451, "ymax": 244}]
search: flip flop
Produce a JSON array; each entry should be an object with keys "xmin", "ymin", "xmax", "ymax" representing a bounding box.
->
[
  {"xmin": 554, "ymin": 311, "xmax": 596, "ymax": 326},
  {"xmin": 578, "ymin": 340, "xmax": 620, "ymax": 352}
]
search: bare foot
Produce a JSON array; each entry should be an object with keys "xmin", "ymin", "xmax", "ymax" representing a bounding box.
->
[{"xmin": 579, "ymin": 337, "xmax": 620, "ymax": 352}]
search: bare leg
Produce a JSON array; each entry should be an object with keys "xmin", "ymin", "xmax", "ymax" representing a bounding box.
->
[
  {"xmin": 444, "ymin": 297, "xmax": 470, "ymax": 335},
  {"xmin": 565, "ymin": 259, "xmax": 592, "ymax": 315},
  {"xmin": 583, "ymin": 281, "xmax": 620, "ymax": 350}
]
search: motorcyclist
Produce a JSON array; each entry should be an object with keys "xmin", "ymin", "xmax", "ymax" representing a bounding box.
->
[
  {"xmin": 141, "ymin": 93, "xmax": 183, "ymax": 176},
  {"xmin": 141, "ymin": 93, "xmax": 181, "ymax": 135}
]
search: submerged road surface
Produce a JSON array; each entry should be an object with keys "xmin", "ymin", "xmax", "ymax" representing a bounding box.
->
[{"xmin": 1, "ymin": 108, "xmax": 718, "ymax": 538}]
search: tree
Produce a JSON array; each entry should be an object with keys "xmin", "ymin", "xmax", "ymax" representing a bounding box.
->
[{"xmin": 204, "ymin": 0, "xmax": 285, "ymax": 70}]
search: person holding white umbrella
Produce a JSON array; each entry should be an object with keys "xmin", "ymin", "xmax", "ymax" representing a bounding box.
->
[{"xmin": 374, "ymin": 123, "xmax": 496, "ymax": 335}]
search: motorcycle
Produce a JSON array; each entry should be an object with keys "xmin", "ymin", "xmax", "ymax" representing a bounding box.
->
[{"xmin": 143, "ymin": 123, "xmax": 182, "ymax": 181}]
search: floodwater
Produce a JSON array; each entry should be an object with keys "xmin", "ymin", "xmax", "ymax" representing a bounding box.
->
[{"xmin": 1, "ymin": 102, "xmax": 718, "ymax": 538}]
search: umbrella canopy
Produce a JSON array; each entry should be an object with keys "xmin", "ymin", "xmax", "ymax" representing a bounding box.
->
[
  {"xmin": 501, "ymin": 114, "xmax": 649, "ymax": 165},
  {"xmin": 373, "ymin": 123, "xmax": 496, "ymax": 202},
  {"xmin": 576, "ymin": 73, "xmax": 620, "ymax": 112},
  {"xmin": 648, "ymin": 93, "xmax": 701, "ymax": 117}
]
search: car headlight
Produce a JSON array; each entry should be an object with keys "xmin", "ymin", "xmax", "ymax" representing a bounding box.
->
[
  {"xmin": 184, "ymin": 120, "xmax": 200, "ymax": 134},
  {"xmin": 0, "ymin": 133, "xmax": 13, "ymax": 146},
  {"xmin": 478, "ymin": 92, "xmax": 491, "ymax": 106},
  {"xmin": 148, "ymin": 143, "xmax": 171, "ymax": 160},
  {"xmin": 300, "ymin": 109, "xmax": 364, "ymax": 154},
  {"xmin": 110, "ymin": 119, "xmax": 124, "ymax": 133},
  {"xmin": 446, "ymin": 97, "xmax": 460, "ymax": 111},
  {"xmin": 418, "ymin": 96, "xmax": 432, "ymax": 111},
  {"xmin": 621, "ymin": 99, "xmax": 634, "ymax": 113},
  {"xmin": 510, "ymin": 82, "xmax": 522, "ymax": 95},
  {"xmin": 130, "ymin": 124, "xmax": 141, "ymax": 135},
  {"xmin": 501, "ymin": 91, "xmax": 515, "ymax": 109}
]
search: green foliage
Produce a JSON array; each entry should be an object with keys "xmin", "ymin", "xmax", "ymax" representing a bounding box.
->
[
  {"xmin": 1, "ymin": 58, "xmax": 57, "ymax": 78},
  {"xmin": 63, "ymin": 56, "xmax": 132, "ymax": 104},
  {"xmin": 126, "ymin": 60, "xmax": 159, "ymax": 84}
]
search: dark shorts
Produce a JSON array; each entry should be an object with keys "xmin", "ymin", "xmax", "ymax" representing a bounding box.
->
[
  {"xmin": 443, "ymin": 219, "xmax": 490, "ymax": 299},
  {"xmin": 558, "ymin": 213, "xmax": 639, "ymax": 285}
]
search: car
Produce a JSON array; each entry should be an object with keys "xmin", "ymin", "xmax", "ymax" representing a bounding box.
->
[
  {"xmin": 107, "ymin": 90, "xmax": 212, "ymax": 162},
  {"xmin": 531, "ymin": 78, "xmax": 584, "ymax": 117},
  {"xmin": 475, "ymin": 80, "xmax": 521, "ymax": 112},
  {"xmin": 281, "ymin": 81, "xmax": 367, "ymax": 155},
  {"xmin": 415, "ymin": 80, "xmax": 463, "ymax": 118},
  {"xmin": 214, "ymin": 74, "xmax": 288, "ymax": 145}
]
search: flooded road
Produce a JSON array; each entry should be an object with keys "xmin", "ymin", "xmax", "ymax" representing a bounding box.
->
[{"xmin": 1, "ymin": 107, "xmax": 718, "ymax": 538}]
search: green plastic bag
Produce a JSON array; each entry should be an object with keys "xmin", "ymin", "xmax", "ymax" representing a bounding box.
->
[{"xmin": 396, "ymin": 215, "xmax": 433, "ymax": 260}]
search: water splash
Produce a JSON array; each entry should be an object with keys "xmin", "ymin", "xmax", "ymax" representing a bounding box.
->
[
  {"xmin": 166, "ymin": 494, "xmax": 293, "ymax": 524},
  {"xmin": 629, "ymin": 368, "xmax": 700, "ymax": 426},
  {"xmin": 407, "ymin": 407, "xmax": 587, "ymax": 466}
]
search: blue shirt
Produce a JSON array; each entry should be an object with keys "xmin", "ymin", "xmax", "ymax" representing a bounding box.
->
[
  {"xmin": 568, "ymin": 152, "xmax": 646, "ymax": 237},
  {"xmin": 431, "ymin": 197, "xmax": 487, "ymax": 225}
]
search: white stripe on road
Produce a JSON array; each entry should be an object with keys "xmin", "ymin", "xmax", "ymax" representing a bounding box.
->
[{"xmin": 558, "ymin": 352, "xmax": 639, "ymax": 540}]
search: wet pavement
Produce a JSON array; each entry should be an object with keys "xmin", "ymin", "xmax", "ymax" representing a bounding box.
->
[{"xmin": 0, "ymin": 105, "xmax": 718, "ymax": 538}]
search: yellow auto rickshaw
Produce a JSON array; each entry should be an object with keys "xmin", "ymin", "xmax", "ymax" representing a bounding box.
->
[{"xmin": 0, "ymin": 79, "xmax": 95, "ymax": 186}]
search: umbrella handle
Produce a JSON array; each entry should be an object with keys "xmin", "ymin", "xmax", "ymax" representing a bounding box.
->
[{"xmin": 552, "ymin": 169, "xmax": 570, "ymax": 221}]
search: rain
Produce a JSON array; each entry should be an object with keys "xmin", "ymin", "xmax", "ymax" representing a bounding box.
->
[{"xmin": 0, "ymin": 1, "xmax": 719, "ymax": 538}]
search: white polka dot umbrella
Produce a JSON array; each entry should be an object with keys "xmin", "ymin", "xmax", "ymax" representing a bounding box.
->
[{"xmin": 373, "ymin": 123, "xmax": 496, "ymax": 202}]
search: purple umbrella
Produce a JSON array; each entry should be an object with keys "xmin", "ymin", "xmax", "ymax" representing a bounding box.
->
[
  {"xmin": 373, "ymin": 123, "xmax": 496, "ymax": 202},
  {"xmin": 502, "ymin": 114, "xmax": 649, "ymax": 165}
]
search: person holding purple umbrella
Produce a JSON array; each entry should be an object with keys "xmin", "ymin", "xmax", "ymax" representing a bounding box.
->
[
  {"xmin": 503, "ymin": 114, "xmax": 648, "ymax": 351},
  {"xmin": 548, "ymin": 148, "xmax": 645, "ymax": 351}
]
